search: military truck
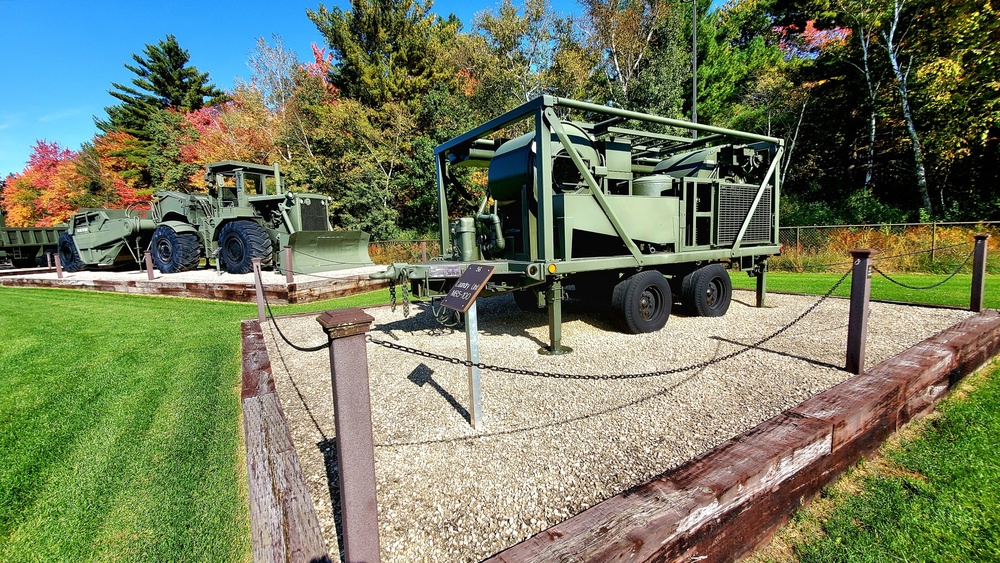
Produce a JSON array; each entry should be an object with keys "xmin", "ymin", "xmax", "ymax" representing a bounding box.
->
[
  {"xmin": 57, "ymin": 161, "xmax": 373, "ymax": 275},
  {"xmin": 373, "ymin": 96, "xmax": 782, "ymax": 351}
]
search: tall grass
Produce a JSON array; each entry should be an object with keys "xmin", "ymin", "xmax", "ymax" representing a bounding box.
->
[{"xmin": 774, "ymin": 224, "xmax": 1000, "ymax": 273}]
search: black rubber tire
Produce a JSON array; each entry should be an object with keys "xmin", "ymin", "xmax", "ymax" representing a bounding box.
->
[
  {"xmin": 681, "ymin": 263, "xmax": 732, "ymax": 317},
  {"xmin": 151, "ymin": 225, "xmax": 202, "ymax": 274},
  {"xmin": 217, "ymin": 220, "xmax": 273, "ymax": 274},
  {"xmin": 611, "ymin": 270, "xmax": 672, "ymax": 334},
  {"xmin": 512, "ymin": 288, "xmax": 544, "ymax": 313},
  {"xmin": 57, "ymin": 232, "xmax": 85, "ymax": 272}
]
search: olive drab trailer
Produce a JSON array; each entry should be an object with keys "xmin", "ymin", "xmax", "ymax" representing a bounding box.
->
[
  {"xmin": 57, "ymin": 161, "xmax": 375, "ymax": 275},
  {"xmin": 373, "ymin": 96, "xmax": 783, "ymax": 352},
  {"xmin": 0, "ymin": 211, "xmax": 64, "ymax": 268}
]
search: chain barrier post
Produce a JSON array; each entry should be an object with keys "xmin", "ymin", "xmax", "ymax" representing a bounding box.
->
[
  {"xmin": 466, "ymin": 300, "xmax": 483, "ymax": 429},
  {"xmin": 46, "ymin": 251, "xmax": 53, "ymax": 268},
  {"xmin": 252, "ymin": 258, "xmax": 265, "ymax": 323},
  {"xmin": 971, "ymin": 233, "xmax": 990, "ymax": 312},
  {"xmin": 420, "ymin": 240, "xmax": 427, "ymax": 263},
  {"xmin": 54, "ymin": 252, "xmax": 64, "ymax": 279},
  {"xmin": 144, "ymin": 251, "xmax": 155, "ymax": 281},
  {"xmin": 283, "ymin": 246, "xmax": 294, "ymax": 285},
  {"xmin": 846, "ymin": 248, "xmax": 876, "ymax": 375},
  {"xmin": 316, "ymin": 308, "xmax": 381, "ymax": 563}
]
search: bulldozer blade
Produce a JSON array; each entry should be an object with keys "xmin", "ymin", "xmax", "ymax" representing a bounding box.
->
[{"xmin": 278, "ymin": 231, "xmax": 375, "ymax": 274}]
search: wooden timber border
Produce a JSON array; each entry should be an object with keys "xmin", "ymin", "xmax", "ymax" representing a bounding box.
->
[
  {"xmin": 241, "ymin": 319, "xmax": 332, "ymax": 562},
  {"xmin": 239, "ymin": 309, "xmax": 1000, "ymax": 563},
  {"xmin": 488, "ymin": 309, "xmax": 1000, "ymax": 562},
  {"xmin": 0, "ymin": 272, "xmax": 387, "ymax": 304}
]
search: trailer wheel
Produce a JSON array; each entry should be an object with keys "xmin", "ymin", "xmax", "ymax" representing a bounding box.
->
[
  {"xmin": 218, "ymin": 221, "xmax": 273, "ymax": 275},
  {"xmin": 151, "ymin": 226, "xmax": 202, "ymax": 274},
  {"xmin": 57, "ymin": 232, "xmax": 85, "ymax": 272},
  {"xmin": 612, "ymin": 270, "xmax": 672, "ymax": 334},
  {"xmin": 682, "ymin": 263, "xmax": 732, "ymax": 317}
]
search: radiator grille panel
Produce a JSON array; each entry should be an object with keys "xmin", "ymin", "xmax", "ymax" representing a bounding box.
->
[
  {"xmin": 718, "ymin": 184, "xmax": 772, "ymax": 245},
  {"xmin": 300, "ymin": 203, "xmax": 329, "ymax": 231}
]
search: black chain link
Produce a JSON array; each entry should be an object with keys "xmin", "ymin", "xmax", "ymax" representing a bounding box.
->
[
  {"xmin": 872, "ymin": 247, "xmax": 975, "ymax": 290},
  {"xmin": 367, "ymin": 269, "xmax": 852, "ymax": 380},
  {"xmin": 256, "ymin": 269, "xmax": 331, "ymax": 352},
  {"xmin": 388, "ymin": 278, "xmax": 397, "ymax": 312}
]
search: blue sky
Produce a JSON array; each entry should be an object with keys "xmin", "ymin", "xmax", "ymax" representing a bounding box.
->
[{"xmin": 0, "ymin": 0, "xmax": 600, "ymax": 178}]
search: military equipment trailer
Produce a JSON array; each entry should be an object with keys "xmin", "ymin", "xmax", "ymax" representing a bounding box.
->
[
  {"xmin": 0, "ymin": 211, "xmax": 64, "ymax": 268},
  {"xmin": 374, "ymin": 96, "xmax": 782, "ymax": 352}
]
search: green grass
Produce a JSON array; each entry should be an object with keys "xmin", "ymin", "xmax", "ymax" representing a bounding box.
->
[
  {"xmin": 0, "ymin": 286, "xmax": 389, "ymax": 560},
  {"xmin": 731, "ymin": 272, "xmax": 998, "ymax": 309},
  {"xmin": 793, "ymin": 364, "xmax": 1000, "ymax": 562}
]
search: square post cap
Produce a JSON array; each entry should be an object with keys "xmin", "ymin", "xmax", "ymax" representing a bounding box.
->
[
  {"xmin": 850, "ymin": 248, "xmax": 878, "ymax": 259},
  {"xmin": 975, "ymin": 233, "xmax": 990, "ymax": 241},
  {"xmin": 317, "ymin": 308, "xmax": 375, "ymax": 339}
]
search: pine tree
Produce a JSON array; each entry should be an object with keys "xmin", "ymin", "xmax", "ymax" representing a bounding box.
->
[{"xmin": 96, "ymin": 34, "xmax": 225, "ymax": 138}]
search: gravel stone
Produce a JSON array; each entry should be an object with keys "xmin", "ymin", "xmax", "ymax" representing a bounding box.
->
[{"xmin": 261, "ymin": 290, "xmax": 972, "ymax": 562}]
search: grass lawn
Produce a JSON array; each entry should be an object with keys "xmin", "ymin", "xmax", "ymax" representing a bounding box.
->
[
  {"xmin": 0, "ymin": 286, "xmax": 389, "ymax": 561},
  {"xmin": 770, "ymin": 362, "xmax": 1000, "ymax": 561},
  {"xmin": 731, "ymin": 271, "xmax": 998, "ymax": 309}
]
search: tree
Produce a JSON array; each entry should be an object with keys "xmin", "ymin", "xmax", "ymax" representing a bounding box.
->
[
  {"xmin": 308, "ymin": 0, "xmax": 459, "ymax": 107},
  {"xmin": 1, "ymin": 141, "xmax": 83, "ymax": 226},
  {"xmin": 97, "ymin": 34, "xmax": 225, "ymax": 136}
]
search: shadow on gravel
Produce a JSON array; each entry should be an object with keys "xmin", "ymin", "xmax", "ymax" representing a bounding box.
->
[
  {"xmin": 407, "ymin": 363, "xmax": 471, "ymax": 424},
  {"xmin": 710, "ymin": 335, "xmax": 845, "ymax": 371},
  {"xmin": 318, "ymin": 438, "xmax": 346, "ymax": 563}
]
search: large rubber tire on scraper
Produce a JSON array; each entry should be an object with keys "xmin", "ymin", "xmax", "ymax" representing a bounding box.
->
[
  {"xmin": 151, "ymin": 225, "xmax": 202, "ymax": 274},
  {"xmin": 217, "ymin": 220, "xmax": 273, "ymax": 274}
]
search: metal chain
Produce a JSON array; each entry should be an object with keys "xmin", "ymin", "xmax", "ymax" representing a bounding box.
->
[
  {"xmin": 401, "ymin": 282, "xmax": 411, "ymax": 317},
  {"xmin": 368, "ymin": 269, "xmax": 852, "ymax": 380},
  {"xmin": 256, "ymin": 269, "xmax": 331, "ymax": 352},
  {"xmin": 872, "ymin": 248, "xmax": 975, "ymax": 290},
  {"xmin": 388, "ymin": 278, "xmax": 397, "ymax": 312}
]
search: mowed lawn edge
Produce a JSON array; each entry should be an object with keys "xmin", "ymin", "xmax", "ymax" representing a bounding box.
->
[{"xmin": 0, "ymin": 285, "xmax": 390, "ymax": 560}]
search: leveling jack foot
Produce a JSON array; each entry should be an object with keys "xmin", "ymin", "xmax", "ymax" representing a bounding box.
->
[{"xmin": 538, "ymin": 344, "xmax": 573, "ymax": 356}]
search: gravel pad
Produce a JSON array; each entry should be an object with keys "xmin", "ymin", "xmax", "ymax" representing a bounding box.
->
[{"xmin": 260, "ymin": 290, "xmax": 972, "ymax": 562}]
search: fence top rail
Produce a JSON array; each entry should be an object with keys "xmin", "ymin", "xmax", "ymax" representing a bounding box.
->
[{"xmin": 781, "ymin": 221, "xmax": 1000, "ymax": 230}]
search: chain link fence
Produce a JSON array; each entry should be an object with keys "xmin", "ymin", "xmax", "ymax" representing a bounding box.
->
[
  {"xmin": 777, "ymin": 221, "xmax": 1000, "ymax": 273},
  {"xmin": 367, "ymin": 223, "xmax": 998, "ymax": 273},
  {"xmin": 368, "ymin": 239, "xmax": 441, "ymax": 265}
]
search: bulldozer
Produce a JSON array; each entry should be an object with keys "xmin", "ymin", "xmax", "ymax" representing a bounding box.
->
[
  {"xmin": 373, "ymin": 96, "xmax": 783, "ymax": 351},
  {"xmin": 58, "ymin": 161, "xmax": 374, "ymax": 275}
]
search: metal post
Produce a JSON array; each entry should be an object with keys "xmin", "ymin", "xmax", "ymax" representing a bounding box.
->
[
  {"xmin": 971, "ymin": 233, "xmax": 989, "ymax": 313},
  {"xmin": 316, "ymin": 308, "xmax": 381, "ymax": 563},
  {"xmin": 846, "ymin": 249, "xmax": 876, "ymax": 375},
  {"xmin": 144, "ymin": 251, "xmax": 155, "ymax": 281},
  {"xmin": 930, "ymin": 223, "xmax": 937, "ymax": 264},
  {"xmin": 54, "ymin": 253, "xmax": 64, "ymax": 279},
  {"xmin": 465, "ymin": 300, "xmax": 483, "ymax": 429},
  {"xmin": 284, "ymin": 246, "xmax": 294, "ymax": 285},
  {"xmin": 540, "ymin": 279, "xmax": 572, "ymax": 355},
  {"xmin": 756, "ymin": 263, "xmax": 767, "ymax": 308},
  {"xmin": 420, "ymin": 241, "xmax": 427, "ymax": 263},
  {"xmin": 252, "ymin": 258, "xmax": 265, "ymax": 323}
]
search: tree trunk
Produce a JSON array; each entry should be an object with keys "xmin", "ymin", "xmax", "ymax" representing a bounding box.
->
[{"xmin": 883, "ymin": 0, "xmax": 932, "ymax": 216}]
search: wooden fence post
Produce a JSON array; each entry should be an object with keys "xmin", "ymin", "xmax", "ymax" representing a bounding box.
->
[
  {"xmin": 144, "ymin": 251, "xmax": 155, "ymax": 281},
  {"xmin": 54, "ymin": 253, "xmax": 64, "ymax": 279},
  {"xmin": 846, "ymin": 249, "xmax": 876, "ymax": 375},
  {"xmin": 284, "ymin": 246, "xmax": 294, "ymax": 285},
  {"xmin": 316, "ymin": 308, "xmax": 381, "ymax": 563},
  {"xmin": 971, "ymin": 234, "xmax": 990, "ymax": 313},
  {"xmin": 252, "ymin": 258, "xmax": 265, "ymax": 322},
  {"xmin": 420, "ymin": 240, "xmax": 427, "ymax": 263}
]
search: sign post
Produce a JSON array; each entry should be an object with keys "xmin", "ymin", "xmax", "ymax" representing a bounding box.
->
[{"xmin": 440, "ymin": 264, "xmax": 495, "ymax": 430}]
